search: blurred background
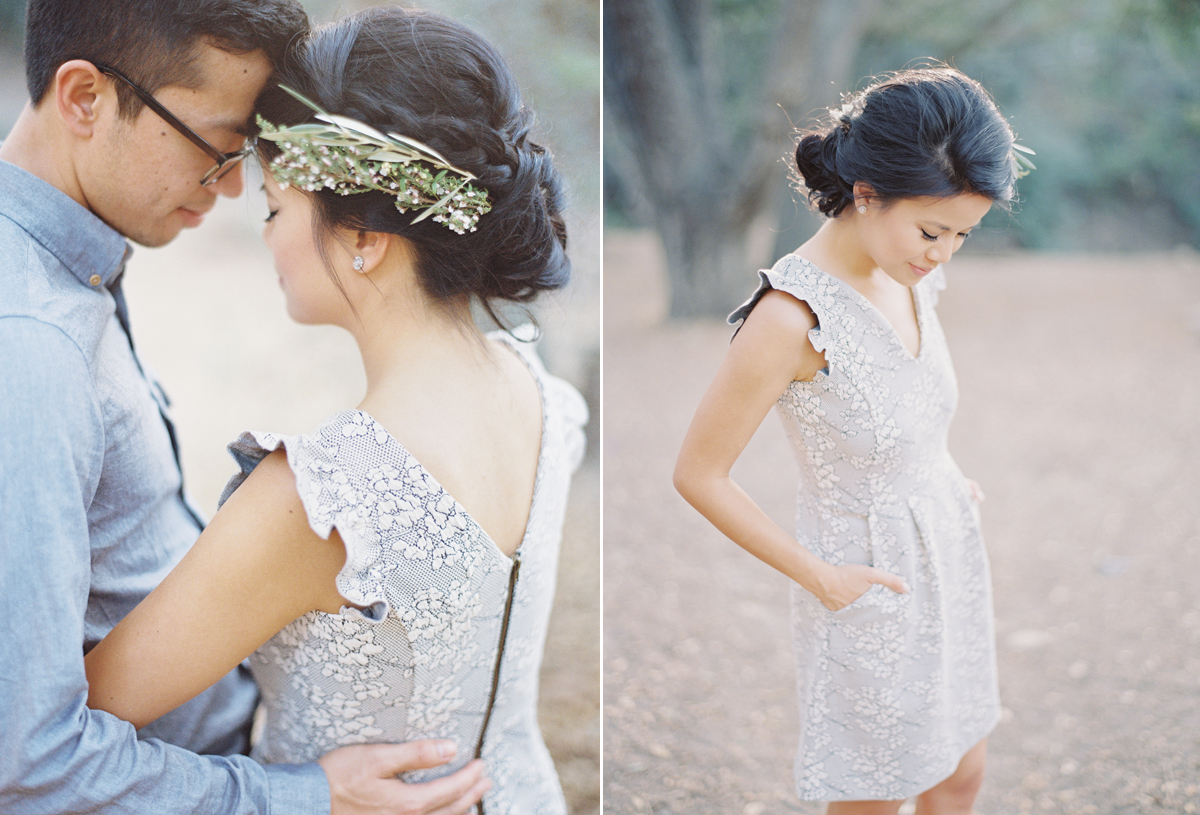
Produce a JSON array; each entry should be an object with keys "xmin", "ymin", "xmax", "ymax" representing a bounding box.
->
[
  {"xmin": 605, "ymin": 0, "xmax": 1200, "ymax": 316},
  {"xmin": 605, "ymin": 1, "xmax": 1200, "ymax": 814},
  {"xmin": 1, "ymin": 1, "xmax": 598, "ymax": 812}
]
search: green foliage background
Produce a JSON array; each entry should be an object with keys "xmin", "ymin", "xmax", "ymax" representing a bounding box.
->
[
  {"xmin": 606, "ymin": 0, "xmax": 1200, "ymax": 254},
  {"xmin": 860, "ymin": 0, "xmax": 1200, "ymax": 251}
]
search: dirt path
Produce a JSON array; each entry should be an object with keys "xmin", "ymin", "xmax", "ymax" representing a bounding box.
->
[{"xmin": 603, "ymin": 231, "xmax": 1200, "ymax": 814}]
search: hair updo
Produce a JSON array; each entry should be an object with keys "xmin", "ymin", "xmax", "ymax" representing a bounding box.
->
[
  {"xmin": 255, "ymin": 6, "xmax": 569, "ymax": 312},
  {"xmin": 794, "ymin": 66, "xmax": 1018, "ymax": 218}
]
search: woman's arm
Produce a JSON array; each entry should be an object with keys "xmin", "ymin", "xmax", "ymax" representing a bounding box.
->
[
  {"xmin": 673, "ymin": 289, "xmax": 908, "ymax": 610},
  {"xmin": 85, "ymin": 450, "xmax": 349, "ymax": 728}
]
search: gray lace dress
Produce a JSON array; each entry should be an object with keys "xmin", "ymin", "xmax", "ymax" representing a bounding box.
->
[
  {"xmin": 729, "ymin": 254, "xmax": 1000, "ymax": 801},
  {"xmin": 219, "ymin": 333, "xmax": 588, "ymax": 814}
]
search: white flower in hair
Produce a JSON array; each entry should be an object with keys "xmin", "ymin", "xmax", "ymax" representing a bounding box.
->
[{"xmin": 256, "ymin": 85, "xmax": 492, "ymax": 234}]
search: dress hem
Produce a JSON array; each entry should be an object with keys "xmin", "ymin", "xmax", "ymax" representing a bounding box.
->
[{"xmin": 794, "ymin": 709, "xmax": 1001, "ymax": 803}]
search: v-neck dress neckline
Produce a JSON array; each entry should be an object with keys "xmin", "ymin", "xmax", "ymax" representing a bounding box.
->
[
  {"xmin": 789, "ymin": 253, "xmax": 927, "ymax": 362},
  {"xmin": 346, "ymin": 333, "xmax": 548, "ymax": 563}
]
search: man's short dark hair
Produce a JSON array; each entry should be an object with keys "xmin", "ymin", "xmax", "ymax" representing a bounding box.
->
[{"xmin": 24, "ymin": 0, "xmax": 309, "ymax": 117}]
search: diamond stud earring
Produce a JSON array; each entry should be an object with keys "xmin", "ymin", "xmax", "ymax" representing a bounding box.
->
[
  {"xmin": 858, "ymin": 205, "xmax": 867, "ymax": 214},
  {"xmin": 353, "ymin": 256, "xmax": 365, "ymax": 272}
]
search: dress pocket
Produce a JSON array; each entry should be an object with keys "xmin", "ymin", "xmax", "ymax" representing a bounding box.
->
[
  {"xmin": 798, "ymin": 506, "xmax": 911, "ymax": 627},
  {"xmin": 826, "ymin": 509, "xmax": 916, "ymax": 626},
  {"xmin": 830, "ymin": 582, "xmax": 891, "ymax": 623}
]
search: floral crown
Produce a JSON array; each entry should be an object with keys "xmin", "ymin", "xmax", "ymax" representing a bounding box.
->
[{"xmin": 255, "ymin": 86, "xmax": 491, "ymax": 235}]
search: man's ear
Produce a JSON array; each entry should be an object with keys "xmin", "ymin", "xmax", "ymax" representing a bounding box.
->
[{"xmin": 54, "ymin": 60, "xmax": 112, "ymax": 139}]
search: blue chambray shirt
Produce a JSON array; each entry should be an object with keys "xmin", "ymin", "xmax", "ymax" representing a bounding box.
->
[{"xmin": 0, "ymin": 159, "xmax": 329, "ymax": 814}]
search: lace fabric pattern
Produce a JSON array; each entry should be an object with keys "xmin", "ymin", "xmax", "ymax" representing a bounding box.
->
[
  {"xmin": 220, "ymin": 333, "xmax": 587, "ymax": 814},
  {"xmin": 728, "ymin": 255, "xmax": 1000, "ymax": 802}
]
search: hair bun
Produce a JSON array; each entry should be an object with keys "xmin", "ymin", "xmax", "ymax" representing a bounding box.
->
[
  {"xmin": 450, "ymin": 137, "xmax": 570, "ymax": 304},
  {"xmin": 403, "ymin": 88, "xmax": 569, "ymax": 305},
  {"xmin": 794, "ymin": 129, "xmax": 853, "ymax": 217}
]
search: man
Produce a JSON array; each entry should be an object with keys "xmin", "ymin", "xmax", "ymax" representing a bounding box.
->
[{"xmin": 0, "ymin": 2, "xmax": 487, "ymax": 812}]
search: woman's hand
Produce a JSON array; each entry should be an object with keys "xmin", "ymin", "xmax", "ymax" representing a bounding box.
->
[{"xmin": 814, "ymin": 562, "xmax": 910, "ymax": 611}]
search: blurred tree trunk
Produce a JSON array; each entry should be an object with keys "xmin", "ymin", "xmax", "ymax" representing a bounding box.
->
[{"xmin": 605, "ymin": 0, "xmax": 878, "ymax": 318}]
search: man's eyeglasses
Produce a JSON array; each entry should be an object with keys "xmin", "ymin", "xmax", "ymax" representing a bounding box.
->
[{"xmin": 95, "ymin": 64, "xmax": 251, "ymax": 186}]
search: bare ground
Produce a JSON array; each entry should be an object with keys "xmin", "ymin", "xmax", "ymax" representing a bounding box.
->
[{"xmin": 603, "ymin": 230, "xmax": 1200, "ymax": 814}]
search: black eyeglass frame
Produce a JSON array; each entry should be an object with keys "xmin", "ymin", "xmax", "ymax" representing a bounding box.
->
[{"xmin": 94, "ymin": 63, "xmax": 251, "ymax": 186}]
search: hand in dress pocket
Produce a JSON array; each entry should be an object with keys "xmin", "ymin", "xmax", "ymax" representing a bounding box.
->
[{"xmin": 815, "ymin": 562, "xmax": 910, "ymax": 611}]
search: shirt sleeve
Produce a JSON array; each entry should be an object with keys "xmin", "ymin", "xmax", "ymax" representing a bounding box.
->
[{"xmin": 0, "ymin": 317, "xmax": 330, "ymax": 815}]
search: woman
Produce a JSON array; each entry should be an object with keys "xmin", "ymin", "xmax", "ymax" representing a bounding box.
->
[
  {"xmin": 85, "ymin": 8, "xmax": 587, "ymax": 814},
  {"xmin": 674, "ymin": 66, "xmax": 1028, "ymax": 814}
]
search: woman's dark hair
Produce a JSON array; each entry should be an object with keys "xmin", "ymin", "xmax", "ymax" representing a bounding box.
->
[
  {"xmin": 255, "ymin": 7, "xmax": 569, "ymax": 317},
  {"xmin": 24, "ymin": 0, "xmax": 308, "ymax": 117},
  {"xmin": 794, "ymin": 65, "xmax": 1018, "ymax": 217}
]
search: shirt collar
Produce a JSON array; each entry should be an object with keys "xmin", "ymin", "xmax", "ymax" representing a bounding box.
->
[{"xmin": 0, "ymin": 159, "xmax": 132, "ymax": 290}]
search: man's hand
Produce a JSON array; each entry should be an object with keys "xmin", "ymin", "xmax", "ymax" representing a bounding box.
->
[{"xmin": 319, "ymin": 741, "xmax": 490, "ymax": 815}]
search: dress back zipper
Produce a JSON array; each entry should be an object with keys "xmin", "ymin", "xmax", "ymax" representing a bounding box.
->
[{"xmin": 474, "ymin": 551, "xmax": 521, "ymax": 815}]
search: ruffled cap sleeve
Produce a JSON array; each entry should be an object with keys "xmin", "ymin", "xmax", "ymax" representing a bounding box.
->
[
  {"xmin": 727, "ymin": 269, "xmax": 774, "ymax": 332},
  {"xmin": 221, "ymin": 423, "xmax": 392, "ymax": 623},
  {"xmin": 725, "ymin": 254, "xmax": 839, "ymax": 363}
]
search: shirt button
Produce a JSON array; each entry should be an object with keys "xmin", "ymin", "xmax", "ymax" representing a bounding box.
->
[{"xmin": 89, "ymin": 274, "xmax": 102, "ymax": 287}]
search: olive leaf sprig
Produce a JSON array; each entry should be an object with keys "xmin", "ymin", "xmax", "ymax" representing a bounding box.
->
[
  {"xmin": 256, "ymin": 85, "xmax": 491, "ymax": 235},
  {"xmin": 1013, "ymin": 142, "xmax": 1037, "ymax": 179}
]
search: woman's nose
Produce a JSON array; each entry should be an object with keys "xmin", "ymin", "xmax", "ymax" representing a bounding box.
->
[{"xmin": 927, "ymin": 237, "xmax": 952, "ymax": 264}]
